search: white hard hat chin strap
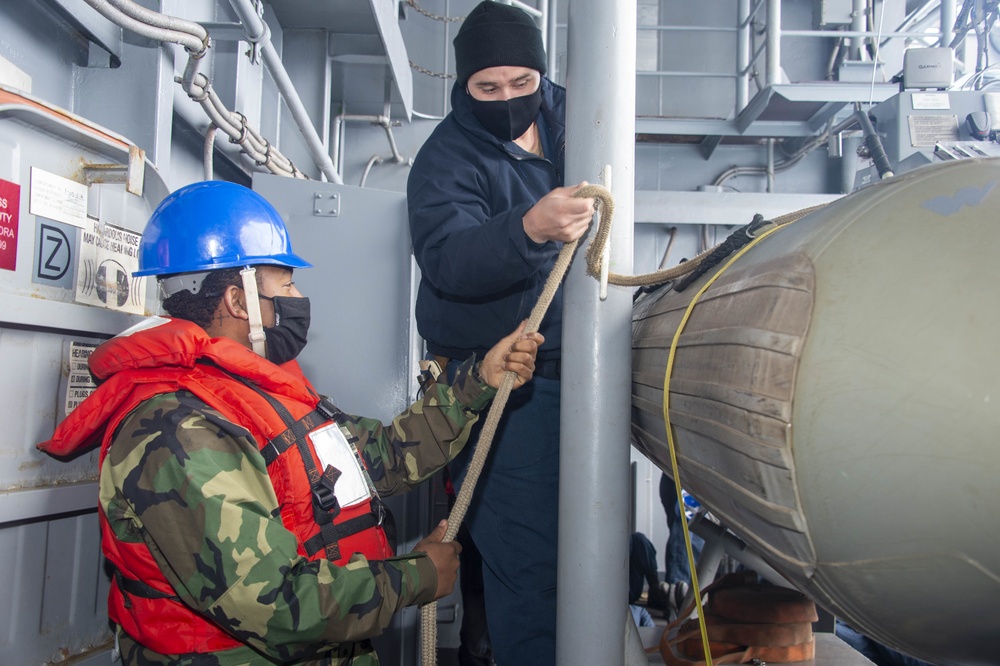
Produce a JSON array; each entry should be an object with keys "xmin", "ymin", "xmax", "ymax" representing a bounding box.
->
[{"xmin": 240, "ymin": 267, "xmax": 267, "ymax": 357}]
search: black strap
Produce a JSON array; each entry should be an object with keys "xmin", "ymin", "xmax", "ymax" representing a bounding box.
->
[
  {"xmin": 113, "ymin": 567, "xmax": 182, "ymax": 609},
  {"xmin": 261, "ymin": 396, "xmax": 346, "ymax": 467},
  {"xmin": 261, "ymin": 408, "xmax": 326, "ymax": 466},
  {"xmin": 303, "ymin": 498, "xmax": 385, "ymax": 556},
  {"xmin": 673, "ymin": 214, "xmax": 770, "ymax": 292}
]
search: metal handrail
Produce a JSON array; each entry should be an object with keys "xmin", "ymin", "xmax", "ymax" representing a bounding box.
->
[
  {"xmin": 781, "ymin": 29, "xmax": 946, "ymax": 38},
  {"xmin": 638, "ymin": 0, "xmax": 955, "ymax": 120},
  {"xmin": 638, "ymin": 71, "xmax": 738, "ymax": 79},
  {"xmin": 638, "ymin": 25, "xmax": 738, "ymax": 33}
]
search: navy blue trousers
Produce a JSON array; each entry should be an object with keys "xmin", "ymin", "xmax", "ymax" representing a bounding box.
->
[
  {"xmin": 628, "ymin": 532, "xmax": 659, "ymax": 603},
  {"xmin": 659, "ymin": 472, "xmax": 704, "ymax": 585},
  {"xmin": 448, "ymin": 372, "xmax": 560, "ymax": 666}
]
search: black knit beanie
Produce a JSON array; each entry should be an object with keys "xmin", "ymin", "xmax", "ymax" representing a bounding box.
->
[{"xmin": 453, "ymin": 1, "xmax": 547, "ymax": 84}]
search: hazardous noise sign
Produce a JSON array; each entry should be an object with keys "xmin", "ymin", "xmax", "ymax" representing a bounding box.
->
[{"xmin": 75, "ymin": 219, "xmax": 146, "ymax": 314}]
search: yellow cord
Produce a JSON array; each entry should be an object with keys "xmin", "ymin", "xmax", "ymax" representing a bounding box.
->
[{"xmin": 661, "ymin": 222, "xmax": 785, "ymax": 666}]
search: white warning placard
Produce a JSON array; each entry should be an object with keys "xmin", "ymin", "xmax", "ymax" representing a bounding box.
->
[
  {"xmin": 75, "ymin": 219, "xmax": 146, "ymax": 314},
  {"xmin": 29, "ymin": 167, "xmax": 88, "ymax": 229},
  {"xmin": 907, "ymin": 114, "xmax": 960, "ymax": 146},
  {"xmin": 66, "ymin": 342, "xmax": 98, "ymax": 414}
]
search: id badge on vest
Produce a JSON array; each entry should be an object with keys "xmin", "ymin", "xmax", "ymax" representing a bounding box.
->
[{"xmin": 308, "ymin": 424, "xmax": 372, "ymax": 508}]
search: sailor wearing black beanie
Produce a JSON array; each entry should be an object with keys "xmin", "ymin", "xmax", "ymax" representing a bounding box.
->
[{"xmin": 408, "ymin": 4, "xmax": 596, "ymax": 664}]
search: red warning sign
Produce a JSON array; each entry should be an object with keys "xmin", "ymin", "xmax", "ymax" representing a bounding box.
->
[{"xmin": 0, "ymin": 178, "xmax": 20, "ymax": 272}]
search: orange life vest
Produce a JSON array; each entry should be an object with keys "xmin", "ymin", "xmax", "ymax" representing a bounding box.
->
[{"xmin": 39, "ymin": 317, "xmax": 393, "ymax": 655}]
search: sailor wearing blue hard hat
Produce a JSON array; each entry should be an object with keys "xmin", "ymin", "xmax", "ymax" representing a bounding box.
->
[{"xmin": 135, "ymin": 180, "xmax": 313, "ymax": 364}]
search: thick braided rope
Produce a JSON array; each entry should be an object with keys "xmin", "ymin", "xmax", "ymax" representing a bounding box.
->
[
  {"xmin": 583, "ymin": 192, "xmax": 826, "ymax": 288},
  {"xmin": 769, "ymin": 203, "xmax": 826, "ymax": 227},
  {"xmin": 419, "ymin": 187, "xmax": 827, "ymax": 664}
]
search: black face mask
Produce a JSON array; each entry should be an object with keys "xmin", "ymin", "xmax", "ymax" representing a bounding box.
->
[
  {"xmin": 469, "ymin": 87, "xmax": 542, "ymax": 142},
  {"xmin": 261, "ymin": 295, "xmax": 310, "ymax": 365}
]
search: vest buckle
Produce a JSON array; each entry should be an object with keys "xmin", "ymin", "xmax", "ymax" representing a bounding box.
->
[{"xmin": 313, "ymin": 466, "xmax": 342, "ymax": 514}]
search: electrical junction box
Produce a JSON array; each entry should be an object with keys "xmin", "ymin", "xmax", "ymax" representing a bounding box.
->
[
  {"xmin": 814, "ymin": 0, "xmax": 853, "ymax": 27},
  {"xmin": 903, "ymin": 47, "xmax": 954, "ymax": 90},
  {"xmin": 853, "ymin": 90, "xmax": 1000, "ymax": 189}
]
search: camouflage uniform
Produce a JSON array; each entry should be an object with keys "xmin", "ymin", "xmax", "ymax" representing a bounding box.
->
[{"xmin": 98, "ymin": 355, "xmax": 492, "ymax": 665}]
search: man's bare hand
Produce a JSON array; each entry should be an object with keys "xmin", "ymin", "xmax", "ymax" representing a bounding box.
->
[
  {"xmin": 480, "ymin": 321, "xmax": 544, "ymax": 389},
  {"xmin": 522, "ymin": 182, "xmax": 596, "ymax": 244},
  {"xmin": 413, "ymin": 520, "xmax": 461, "ymax": 600}
]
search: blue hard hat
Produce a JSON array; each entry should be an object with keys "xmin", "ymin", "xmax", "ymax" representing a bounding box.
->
[{"xmin": 134, "ymin": 181, "xmax": 312, "ymax": 277}]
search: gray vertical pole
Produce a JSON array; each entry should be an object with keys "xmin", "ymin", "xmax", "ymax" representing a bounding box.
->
[
  {"xmin": 546, "ymin": 0, "xmax": 558, "ymax": 83},
  {"xmin": 557, "ymin": 0, "xmax": 635, "ymax": 663},
  {"xmin": 737, "ymin": 0, "xmax": 751, "ymax": 112},
  {"xmin": 765, "ymin": 0, "xmax": 782, "ymax": 86},
  {"xmin": 850, "ymin": 0, "xmax": 866, "ymax": 60},
  {"xmin": 538, "ymin": 0, "xmax": 550, "ymax": 54},
  {"xmin": 940, "ymin": 0, "xmax": 955, "ymax": 48}
]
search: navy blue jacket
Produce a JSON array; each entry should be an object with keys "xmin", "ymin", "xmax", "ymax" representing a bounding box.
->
[{"xmin": 407, "ymin": 78, "xmax": 567, "ymax": 361}]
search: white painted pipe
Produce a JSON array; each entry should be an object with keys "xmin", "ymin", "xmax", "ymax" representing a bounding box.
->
[{"xmin": 227, "ymin": 0, "xmax": 342, "ymax": 183}]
